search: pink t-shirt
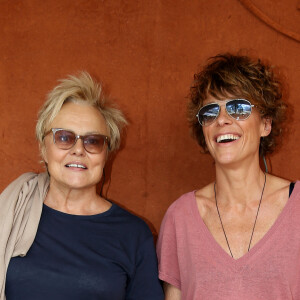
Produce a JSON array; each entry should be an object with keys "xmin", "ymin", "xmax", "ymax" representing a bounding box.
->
[{"xmin": 157, "ymin": 182, "xmax": 300, "ymax": 300}]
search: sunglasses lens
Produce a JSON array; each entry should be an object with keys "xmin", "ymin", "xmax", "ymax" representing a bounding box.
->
[
  {"xmin": 197, "ymin": 104, "xmax": 220, "ymax": 126},
  {"xmin": 52, "ymin": 129, "xmax": 108, "ymax": 153},
  {"xmin": 54, "ymin": 130, "xmax": 76, "ymax": 149},
  {"xmin": 226, "ymin": 99, "xmax": 252, "ymax": 120},
  {"xmin": 83, "ymin": 135, "xmax": 106, "ymax": 154}
]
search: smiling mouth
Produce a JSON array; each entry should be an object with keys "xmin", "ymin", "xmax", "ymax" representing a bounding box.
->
[
  {"xmin": 65, "ymin": 163, "xmax": 87, "ymax": 169},
  {"xmin": 216, "ymin": 134, "xmax": 240, "ymax": 143}
]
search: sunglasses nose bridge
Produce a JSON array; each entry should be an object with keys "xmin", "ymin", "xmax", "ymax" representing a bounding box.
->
[
  {"xmin": 215, "ymin": 103, "xmax": 233, "ymax": 125},
  {"xmin": 71, "ymin": 134, "xmax": 86, "ymax": 152}
]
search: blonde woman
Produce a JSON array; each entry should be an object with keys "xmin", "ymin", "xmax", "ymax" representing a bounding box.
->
[{"xmin": 1, "ymin": 72, "xmax": 163, "ymax": 300}]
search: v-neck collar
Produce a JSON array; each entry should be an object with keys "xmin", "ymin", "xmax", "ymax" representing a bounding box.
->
[{"xmin": 190, "ymin": 181, "xmax": 300, "ymax": 270}]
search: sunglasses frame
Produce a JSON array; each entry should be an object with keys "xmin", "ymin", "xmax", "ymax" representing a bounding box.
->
[
  {"xmin": 196, "ymin": 99, "xmax": 255, "ymax": 126},
  {"xmin": 44, "ymin": 128, "xmax": 110, "ymax": 153}
]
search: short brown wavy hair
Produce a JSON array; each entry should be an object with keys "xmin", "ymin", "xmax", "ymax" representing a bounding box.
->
[{"xmin": 187, "ymin": 53, "xmax": 287, "ymax": 156}]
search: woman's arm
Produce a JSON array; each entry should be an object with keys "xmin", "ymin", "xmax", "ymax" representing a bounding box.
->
[{"xmin": 163, "ymin": 282, "xmax": 181, "ymax": 300}]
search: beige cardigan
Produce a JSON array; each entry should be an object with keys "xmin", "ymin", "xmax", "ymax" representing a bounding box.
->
[{"xmin": 0, "ymin": 172, "xmax": 49, "ymax": 300}]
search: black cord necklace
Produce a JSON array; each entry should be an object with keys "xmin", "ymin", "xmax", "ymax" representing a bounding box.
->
[{"xmin": 214, "ymin": 173, "xmax": 267, "ymax": 258}]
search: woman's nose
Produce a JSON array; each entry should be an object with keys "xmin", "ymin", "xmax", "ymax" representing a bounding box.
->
[
  {"xmin": 71, "ymin": 138, "xmax": 86, "ymax": 155},
  {"xmin": 215, "ymin": 105, "xmax": 233, "ymax": 126}
]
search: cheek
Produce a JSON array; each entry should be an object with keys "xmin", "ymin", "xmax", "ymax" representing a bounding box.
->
[
  {"xmin": 92, "ymin": 153, "xmax": 107, "ymax": 168},
  {"xmin": 248, "ymin": 122, "xmax": 264, "ymax": 140},
  {"xmin": 202, "ymin": 128, "xmax": 213, "ymax": 148},
  {"xmin": 41, "ymin": 137, "xmax": 55, "ymax": 163},
  {"xmin": 42, "ymin": 141, "xmax": 65, "ymax": 165}
]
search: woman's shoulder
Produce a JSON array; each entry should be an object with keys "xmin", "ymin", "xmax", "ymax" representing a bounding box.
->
[
  {"xmin": 165, "ymin": 190, "xmax": 196, "ymax": 213},
  {"xmin": 110, "ymin": 203, "xmax": 153, "ymax": 236},
  {"xmin": 1, "ymin": 172, "xmax": 36, "ymax": 192},
  {"xmin": 267, "ymin": 174, "xmax": 291, "ymax": 186},
  {"xmin": 266, "ymin": 174, "xmax": 293, "ymax": 196},
  {"xmin": 164, "ymin": 184, "xmax": 213, "ymax": 218},
  {"xmin": 262, "ymin": 174, "xmax": 299, "ymax": 211},
  {"xmin": 0, "ymin": 172, "xmax": 48, "ymax": 203},
  {"xmin": 195, "ymin": 182, "xmax": 214, "ymax": 199}
]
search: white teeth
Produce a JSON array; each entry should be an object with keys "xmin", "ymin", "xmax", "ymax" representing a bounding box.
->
[
  {"xmin": 217, "ymin": 134, "xmax": 240, "ymax": 143},
  {"xmin": 66, "ymin": 164, "xmax": 86, "ymax": 169}
]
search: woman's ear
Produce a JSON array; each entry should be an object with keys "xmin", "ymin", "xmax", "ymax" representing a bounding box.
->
[{"xmin": 261, "ymin": 118, "xmax": 272, "ymax": 137}]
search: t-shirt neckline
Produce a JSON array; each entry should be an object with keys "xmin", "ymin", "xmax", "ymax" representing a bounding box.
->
[
  {"xmin": 43, "ymin": 201, "xmax": 116, "ymax": 219},
  {"xmin": 190, "ymin": 181, "xmax": 300, "ymax": 269}
]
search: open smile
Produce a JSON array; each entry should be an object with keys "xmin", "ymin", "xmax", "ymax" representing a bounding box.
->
[
  {"xmin": 65, "ymin": 163, "xmax": 87, "ymax": 169},
  {"xmin": 216, "ymin": 134, "xmax": 240, "ymax": 144}
]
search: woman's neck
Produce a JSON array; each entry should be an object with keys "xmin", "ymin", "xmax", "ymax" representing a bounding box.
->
[
  {"xmin": 44, "ymin": 182, "xmax": 110, "ymax": 215},
  {"xmin": 214, "ymin": 161, "xmax": 266, "ymax": 206}
]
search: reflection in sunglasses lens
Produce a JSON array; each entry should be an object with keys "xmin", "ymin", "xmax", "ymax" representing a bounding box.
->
[
  {"xmin": 199, "ymin": 104, "xmax": 219, "ymax": 126},
  {"xmin": 226, "ymin": 100, "xmax": 252, "ymax": 120}
]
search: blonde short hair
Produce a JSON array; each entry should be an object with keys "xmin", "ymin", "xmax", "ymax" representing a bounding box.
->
[{"xmin": 36, "ymin": 72, "xmax": 127, "ymax": 152}]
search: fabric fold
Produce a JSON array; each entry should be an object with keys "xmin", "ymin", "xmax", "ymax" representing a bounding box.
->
[{"xmin": 0, "ymin": 172, "xmax": 49, "ymax": 300}]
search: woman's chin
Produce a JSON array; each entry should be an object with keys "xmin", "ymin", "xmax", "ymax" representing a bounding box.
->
[
  {"xmin": 214, "ymin": 154, "xmax": 244, "ymax": 169},
  {"xmin": 214, "ymin": 153, "xmax": 237, "ymax": 164}
]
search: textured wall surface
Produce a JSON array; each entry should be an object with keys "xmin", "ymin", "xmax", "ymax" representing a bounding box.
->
[{"xmin": 0, "ymin": 0, "xmax": 299, "ymax": 235}]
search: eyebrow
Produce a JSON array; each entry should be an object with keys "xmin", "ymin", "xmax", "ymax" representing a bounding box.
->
[
  {"xmin": 203, "ymin": 98, "xmax": 247, "ymax": 105},
  {"xmin": 56, "ymin": 128, "xmax": 105, "ymax": 136}
]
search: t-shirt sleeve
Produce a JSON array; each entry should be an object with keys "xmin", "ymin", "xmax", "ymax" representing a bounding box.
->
[
  {"xmin": 125, "ymin": 232, "xmax": 164, "ymax": 300},
  {"xmin": 156, "ymin": 204, "xmax": 181, "ymax": 289}
]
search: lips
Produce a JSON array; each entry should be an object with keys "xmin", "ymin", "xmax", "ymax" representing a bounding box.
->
[
  {"xmin": 216, "ymin": 134, "xmax": 240, "ymax": 143},
  {"xmin": 65, "ymin": 163, "xmax": 87, "ymax": 169}
]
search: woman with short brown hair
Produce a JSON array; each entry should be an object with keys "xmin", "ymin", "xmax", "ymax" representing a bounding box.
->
[{"xmin": 157, "ymin": 53, "xmax": 299, "ymax": 299}]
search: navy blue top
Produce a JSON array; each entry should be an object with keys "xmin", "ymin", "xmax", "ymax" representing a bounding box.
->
[{"xmin": 6, "ymin": 203, "xmax": 164, "ymax": 300}]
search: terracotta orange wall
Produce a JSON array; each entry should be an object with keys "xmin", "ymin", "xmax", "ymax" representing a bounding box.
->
[{"xmin": 0, "ymin": 0, "xmax": 299, "ymax": 236}]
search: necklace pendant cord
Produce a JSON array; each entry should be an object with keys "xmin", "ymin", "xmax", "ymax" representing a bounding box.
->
[{"xmin": 214, "ymin": 173, "xmax": 267, "ymax": 259}]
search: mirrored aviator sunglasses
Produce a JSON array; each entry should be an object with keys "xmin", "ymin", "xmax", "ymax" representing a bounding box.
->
[
  {"xmin": 44, "ymin": 128, "xmax": 110, "ymax": 154},
  {"xmin": 196, "ymin": 99, "xmax": 254, "ymax": 126}
]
